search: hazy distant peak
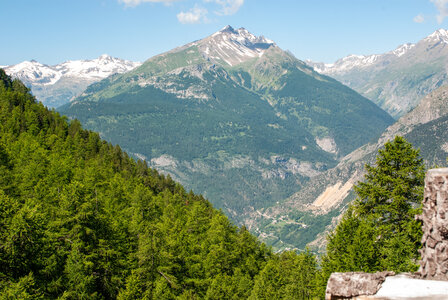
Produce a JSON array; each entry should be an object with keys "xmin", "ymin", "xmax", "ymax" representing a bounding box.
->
[
  {"xmin": 4, "ymin": 55, "xmax": 141, "ymax": 84},
  {"xmin": 6, "ymin": 60, "xmax": 60, "ymax": 85},
  {"xmin": 306, "ymin": 28, "xmax": 448, "ymax": 118},
  {"xmin": 307, "ymin": 29, "xmax": 448, "ymax": 76},
  {"xmin": 2, "ymin": 55, "xmax": 141, "ymax": 108}
]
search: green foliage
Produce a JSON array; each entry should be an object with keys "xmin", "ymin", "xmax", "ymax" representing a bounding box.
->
[
  {"xmin": 319, "ymin": 136, "xmax": 425, "ymax": 297},
  {"xmin": 0, "ymin": 71, "xmax": 322, "ymax": 298},
  {"xmin": 250, "ymin": 250, "xmax": 319, "ymax": 300}
]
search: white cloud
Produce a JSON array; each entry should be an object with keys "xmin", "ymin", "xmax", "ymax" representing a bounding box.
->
[
  {"xmin": 205, "ymin": 0, "xmax": 244, "ymax": 16},
  {"xmin": 177, "ymin": 6, "xmax": 208, "ymax": 24},
  {"xmin": 119, "ymin": 0, "xmax": 179, "ymax": 7},
  {"xmin": 413, "ymin": 14, "xmax": 425, "ymax": 23},
  {"xmin": 431, "ymin": 0, "xmax": 448, "ymax": 24}
]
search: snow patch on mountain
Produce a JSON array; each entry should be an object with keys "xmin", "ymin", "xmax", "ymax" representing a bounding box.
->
[
  {"xmin": 307, "ymin": 29, "xmax": 448, "ymax": 75},
  {"xmin": 4, "ymin": 55, "xmax": 141, "ymax": 84},
  {"xmin": 2, "ymin": 55, "xmax": 141, "ymax": 108},
  {"xmin": 392, "ymin": 43, "xmax": 415, "ymax": 57},
  {"xmin": 6, "ymin": 60, "xmax": 62, "ymax": 85},
  {"xmin": 55, "ymin": 54, "xmax": 140, "ymax": 80},
  {"xmin": 425, "ymin": 28, "xmax": 448, "ymax": 44},
  {"xmin": 198, "ymin": 25, "xmax": 275, "ymax": 66}
]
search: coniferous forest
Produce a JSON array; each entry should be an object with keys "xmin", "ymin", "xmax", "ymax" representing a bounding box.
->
[
  {"xmin": 0, "ymin": 68, "xmax": 425, "ymax": 299},
  {"xmin": 0, "ymin": 70, "xmax": 320, "ymax": 298}
]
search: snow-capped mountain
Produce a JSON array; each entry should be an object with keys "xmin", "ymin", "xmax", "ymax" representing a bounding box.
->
[
  {"xmin": 5, "ymin": 60, "xmax": 62, "ymax": 85},
  {"xmin": 424, "ymin": 28, "xmax": 448, "ymax": 44},
  {"xmin": 307, "ymin": 43, "xmax": 416, "ymax": 75},
  {"xmin": 56, "ymin": 54, "xmax": 140, "ymax": 80},
  {"xmin": 2, "ymin": 55, "xmax": 141, "ymax": 108},
  {"xmin": 197, "ymin": 25, "xmax": 275, "ymax": 66},
  {"xmin": 306, "ymin": 29, "xmax": 448, "ymax": 118}
]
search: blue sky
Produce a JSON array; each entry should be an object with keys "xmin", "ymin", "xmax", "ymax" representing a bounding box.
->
[{"xmin": 1, "ymin": 0, "xmax": 448, "ymax": 65}]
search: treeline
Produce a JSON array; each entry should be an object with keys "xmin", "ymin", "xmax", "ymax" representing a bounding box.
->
[{"xmin": 0, "ymin": 69, "xmax": 425, "ymax": 299}]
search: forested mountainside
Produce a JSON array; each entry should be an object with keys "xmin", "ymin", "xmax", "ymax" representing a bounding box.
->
[
  {"xmin": 60, "ymin": 26, "xmax": 393, "ymax": 233},
  {"xmin": 0, "ymin": 69, "xmax": 323, "ymax": 299},
  {"xmin": 251, "ymin": 85, "xmax": 448, "ymax": 252},
  {"xmin": 307, "ymin": 29, "xmax": 448, "ymax": 119}
]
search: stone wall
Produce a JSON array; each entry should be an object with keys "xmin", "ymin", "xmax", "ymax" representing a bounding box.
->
[
  {"xmin": 416, "ymin": 168, "xmax": 448, "ymax": 280},
  {"xmin": 325, "ymin": 271, "xmax": 394, "ymax": 299}
]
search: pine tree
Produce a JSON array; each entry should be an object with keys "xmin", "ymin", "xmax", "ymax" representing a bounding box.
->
[{"xmin": 320, "ymin": 136, "xmax": 425, "ymax": 296}]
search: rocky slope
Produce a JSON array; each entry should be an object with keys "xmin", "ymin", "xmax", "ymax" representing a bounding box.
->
[
  {"xmin": 251, "ymin": 85, "xmax": 448, "ymax": 251},
  {"xmin": 307, "ymin": 29, "xmax": 448, "ymax": 118},
  {"xmin": 60, "ymin": 26, "xmax": 393, "ymax": 233},
  {"xmin": 3, "ymin": 55, "xmax": 141, "ymax": 108}
]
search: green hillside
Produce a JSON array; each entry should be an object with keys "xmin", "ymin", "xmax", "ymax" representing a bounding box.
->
[{"xmin": 60, "ymin": 27, "xmax": 394, "ymax": 228}]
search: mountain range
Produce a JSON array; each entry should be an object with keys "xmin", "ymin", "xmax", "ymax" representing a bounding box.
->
[
  {"xmin": 5, "ymin": 26, "xmax": 446, "ymax": 252},
  {"xmin": 2, "ymin": 54, "xmax": 141, "ymax": 108},
  {"xmin": 59, "ymin": 26, "xmax": 393, "ymax": 231},
  {"xmin": 307, "ymin": 29, "xmax": 448, "ymax": 118}
]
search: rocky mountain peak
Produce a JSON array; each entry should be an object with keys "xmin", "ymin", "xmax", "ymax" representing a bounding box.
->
[
  {"xmin": 425, "ymin": 28, "xmax": 448, "ymax": 43},
  {"xmin": 391, "ymin": 43, "xmax": 415, "ymax": 57},
  {"xmin": 198, "ymin": 26, "xmax": 275, "ymax": 66},
  {"xmin": 98, "ymin": 54, "xmax": 113, "ymax": 60},
  {"xmin": 218, "ymin": 25, "xmax": 236, "ymax": 33},
  {"xmin": 212, "ymin": 25, "xmax": 274, "ymax": 48}
]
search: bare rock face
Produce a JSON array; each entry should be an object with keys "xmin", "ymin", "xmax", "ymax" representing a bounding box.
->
[
  {"xmin": 416, "ymin": 168, "xmax": 448, "ymax": 280},
  {"xmin": 325, "ymin": 271, "xmax": 394, "ymax": 299}
]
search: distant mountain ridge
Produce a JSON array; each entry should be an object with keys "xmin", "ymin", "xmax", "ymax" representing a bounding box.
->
[
  {"xmin": 307, "ymin": 29, "xmax": 448, "ymax": 118},
  {"xmin": 61, "ymin": 26, "xmax": 393, "ymax": 243},
  {"xmin": 2, "ymin": 55, "xmax": 141, "ymax": 108}
]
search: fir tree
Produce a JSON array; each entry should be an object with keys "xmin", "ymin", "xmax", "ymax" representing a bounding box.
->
[{"xmin": 319, "ymin": 136, "xmax": 425, "ymax": 296}]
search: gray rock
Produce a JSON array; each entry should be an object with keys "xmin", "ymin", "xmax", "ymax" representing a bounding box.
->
[
  {"xmin": 325, "ymin": 271, "xmax": 394, "ymax": 299},
  {"xmin": 417, "ymin": 168, "xmax": 448, "ymax": 280}
]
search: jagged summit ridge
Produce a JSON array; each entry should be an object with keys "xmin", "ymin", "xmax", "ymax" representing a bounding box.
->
[
  {"xmin": 213, "ymin": 25, "xmax": 274, "ymax": 46},
  {"xmin": 198, "ymin": 25, "xmax": 276, "ymax": 66},
  {"xmin": 425, "ymin": 28, "xmax": 448, "ymax": 43}
]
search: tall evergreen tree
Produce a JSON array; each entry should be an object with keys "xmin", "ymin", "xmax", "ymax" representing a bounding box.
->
[{"xmin": 319, "ymin": 136, "xmax": 425, "ymax": 296}]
